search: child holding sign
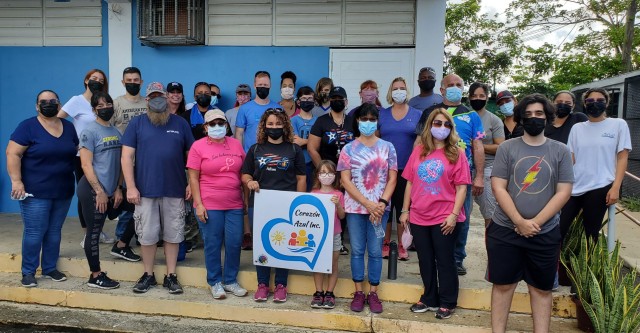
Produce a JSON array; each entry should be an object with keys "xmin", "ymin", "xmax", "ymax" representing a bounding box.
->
[{"xmin": 310, "ymin": 160, "xmax": 345, "ymax": 309}]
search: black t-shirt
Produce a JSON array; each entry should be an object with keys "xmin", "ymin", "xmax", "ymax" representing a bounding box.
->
[
  {"xmin": 415, "ymin": 103, "xmax": 469, "ymax": 134},
  {"xmin": 309, "ymin": 113, "xmax": 355, "ymax": 164},
  {"xmin": 544, "ymin": 112, "xmax": 588, "ymax": 144},
  {"xmin": 181, "ymin": 106, "xmax": 211, "ymax": 140},
  {"xmin": 504, "ymin": 123, "xmax": 524, "ymax": 140},
  {"xmin": 241, "ymin": 141, "xmax": 306, "ymax": 206}
]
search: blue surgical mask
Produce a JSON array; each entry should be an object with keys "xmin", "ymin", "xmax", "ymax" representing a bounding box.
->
[
  {"xmin": 209, "ymin": 95, "xmax": 219, "ymax": 107},
  {"xmin": 445, "ymin": 86, "xmax": 463, "ymax": 103},
  {"xmin": 358, "ymin": 121, "xmax": 377, "ymax": 137},
  {"xmin": 499, "ymin": 101, "xmax": 515, "ymax": 116},
  {"xmin": 207, "ymin": 124, "xmax": 226, "ymax": 139}
]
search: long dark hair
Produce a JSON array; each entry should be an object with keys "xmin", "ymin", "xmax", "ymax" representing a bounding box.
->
[
  {"xmin": 256, "ymin": 108, "xmax": 294, "ymax": 144},
  {"xmin": 352, "ymin": 103, "xmax": 379, "ymax": 137}
]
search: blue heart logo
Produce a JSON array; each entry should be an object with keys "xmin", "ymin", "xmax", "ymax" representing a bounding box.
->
[{"xmin": 261, "ymin": 195, "xmax": 329, "ymax": 270}]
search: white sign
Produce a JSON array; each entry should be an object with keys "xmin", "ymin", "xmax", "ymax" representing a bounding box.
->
[{"xmin": 253, "ymin": 189, "xmax": 335, "ymax": 273}]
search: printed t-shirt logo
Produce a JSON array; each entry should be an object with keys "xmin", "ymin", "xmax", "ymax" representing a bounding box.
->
[
  {"xmin": 258, "ymin": 154, "xmax": 290, "ymax": 170},
  {"xmin": 514, "ymin": 155, "xmax": 551, "ymax": 196}
]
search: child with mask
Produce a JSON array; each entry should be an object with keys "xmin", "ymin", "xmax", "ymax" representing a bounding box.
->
[{"xmin": 291, "ymin": 86, "xmax": 318, "ymax": 191}]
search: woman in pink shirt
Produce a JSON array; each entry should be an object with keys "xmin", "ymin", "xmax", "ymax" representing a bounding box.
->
[
  {"xmin": 399, "ymin": 108, "xmax": 471, "ymax": 320},
  {"xmin": 187, "ymin": 110, "xmax": 247, "ymax": 300}
]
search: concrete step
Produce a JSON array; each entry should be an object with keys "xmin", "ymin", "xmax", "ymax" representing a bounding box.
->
[{"xmin": 0, "ymin": 272, "xmax": 580, "ymax": 332}]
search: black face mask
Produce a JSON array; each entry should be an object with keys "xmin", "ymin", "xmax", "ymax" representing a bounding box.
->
[
  {"xmin": 299, "ymin": 101, "xmax": 315, "ymax": 112},
  {"xmin": 555, "ymin": 103, "xmax": 572, "ymax": 118},
  {"xmin": 96, "ymin": 107, "xmax": 114, "ymax": 121},
  {"xmin": 418, "ymin": 79, "xmax": 436, "ymax": 92},
  {"xmin": 319, "ymin": 92, "xmax": 329, "ymax": 103},
  {"xmin": 584, "ymin": 101, "xmax": 607, "ymax": 118},
  {"xmin": 256, "ymin": 87, "xmax": 270, "ymax": 99},
  {"xmin": 195, "ymin": 94, "xmax": 212, "ymax": 108},
  {"xmin": 125, "ymin": 83, "xmax": 141, "ymax": 96},
  {"xmin": 87, "ymin": 80, "xmax": 103, "ymax": 93},
  {"xmin": 522, "ymin": 117, "xmax": 546, "ymax": 136},
  {"xmin": 330, "ymin": 100, "xmax": 346, "ymax": 112},
  {"xmin": 39, "ymin": 102, "xmax": 59, "ymax": 118},
  {"xmin": 265, "ymin": 128, "xmax": 284, "ymax": 140},
  {"xmin": 469, "ymin": 99, "xmax": 487, "ymax": 111}
]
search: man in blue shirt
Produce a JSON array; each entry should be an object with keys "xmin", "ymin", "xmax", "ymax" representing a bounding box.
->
[{"xmin": 235, "ymin": 71, "xmax": 281, "ymax": 152}]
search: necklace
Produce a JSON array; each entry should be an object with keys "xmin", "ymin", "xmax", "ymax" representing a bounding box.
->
[{"xmin": 330, "ymin": 111, "xmax": 346, "ymax": 157}]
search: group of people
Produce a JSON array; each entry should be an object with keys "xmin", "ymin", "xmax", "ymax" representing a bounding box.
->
[{"xmin": 6, "ymin": 64, "xmax": 632, "ymax": 331}]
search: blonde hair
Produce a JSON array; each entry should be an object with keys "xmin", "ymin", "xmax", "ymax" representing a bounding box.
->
[
  {"xmin": 420, "ymin": 108, "xmax": 460, "ymax": 164},
  {"xmin": 312, "ymin": 160, "xmax": 340, "ymax": 190},
  {"xmin": 386, "ymin": 77, "xmax": 409, "ymax": 105}
]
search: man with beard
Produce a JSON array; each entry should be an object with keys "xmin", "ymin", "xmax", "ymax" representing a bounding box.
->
[
  {"xmin": 121, "ymin": 82, "xmax": 195, "ymax": 294},
  {"xmin": 408, "ymin": 67, "xmax": 443, "ymax": 110}
]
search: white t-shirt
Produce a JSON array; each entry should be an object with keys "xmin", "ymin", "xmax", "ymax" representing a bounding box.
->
[
  {"xmin": 567, "ymin": 118, "xmax": 632, "ymax": 196},
  {"xmin": 62, "ymin": 94, "xmax": 95, "ymax": 156}
]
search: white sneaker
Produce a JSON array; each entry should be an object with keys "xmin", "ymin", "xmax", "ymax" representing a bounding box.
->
[
  {"xmin": 223, "ymin": 282, "xmax": 248, "ymax": 297},
  {"xmin": 211, "ymin": 282, "xmax": 226, "ymax": 299},
  {"xmin": 80, "ymin": 235, "xmax": 85, "ymax": 249},
  {"xmin": 99, "ymin": 232, "xmax": 115, "ymax": 244}
]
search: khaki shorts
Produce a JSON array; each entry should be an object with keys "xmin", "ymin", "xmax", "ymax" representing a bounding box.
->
[
  {"xmin": 134, "ymin": 197, "xmax": 186, "ymax": 245},
  {"xmin": 473, "ymin": 165, "xmax": 497, "ymax": 220},
  {"xmin": 333, "ymin": 233, "xmax": 342, "ymax": 252}
]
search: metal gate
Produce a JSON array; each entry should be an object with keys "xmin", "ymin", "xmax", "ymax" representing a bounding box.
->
[{"xmin": 622, "ymin": 75, "xmax": 640, "ymax": 197}]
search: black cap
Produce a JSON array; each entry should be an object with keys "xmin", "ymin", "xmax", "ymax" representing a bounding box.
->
[
  {"xmin": 166, "ymin": 82, "xmax": 183, "ymax": 93},
  {"xmin": 329, "ymin": 86, "xmax": 347, "ymax": 99},
  {"xmin": 496, "ymin": 90, "xmax": 515, "ymax": 102}
]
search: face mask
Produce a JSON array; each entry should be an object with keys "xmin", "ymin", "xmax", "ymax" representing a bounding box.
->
[
  {"xmin": 96, "ymin": 107, "xmax": 114, "ymax": 121},
  {"xmin": 265, "ymin": 127, "xmax": 284, "ymax": 140},
  {"xmin": 299, "ymin": 100, "xmax": 315, "ymax": 112},
  {"xmin": 430, "ymin": 126, "xmax": 451, "ymax": 141},
  {"xmin": 39, "ymin": 102, "xmax": 59, "ymax": 118},
  {"xmin": 207, "ymin": 124, "xmax": 226, "ymax": 139},
  {"xmin": 585, "ymin": 101, "xmax": 607, "ymax": 117},
  {"xmin": 499, "ymin": 101, "xmax": 515, "ymax": 116},
  {"xmin": 196, "ymin": 94, "xmax": 212, "ymax": 108},
  {"xmin": 237, "ymin": 94, "xmax": 250, "ymax": 105},
  {"xmin": 256, "ymin": 87, "xmax": 270, "ymax": 99},
  {"xmin": 469, "ymin": 99, "xmax": 487, "ymax": 111},
  {"xmin": 360, "ymin": 90, "xmax": 378, "ymax": 104},
  {"xmin": 87, "ymin": 80, "xmax": 103, "ymax": 93},
  {"xmin": 319, "ymin": 92, "xmax": 329, "ymax": 103},
  {"xmin": 210, "ymin": 95, "xmax": 219, "ymax": 107},
  {"xmin": 555, "ymin": 103, "xmax": 572, "ymax": 118},
  {"xmin": 358, "ymin": 121, "xmax": 377, "ymax": 137},
  {"xmin": 319, "ymin": 173, "xmax": 336, "ymax": 185},
  {"xmin": 418, "ymin": 79, "xmax": 436, "ymax": 91},
  {"xmin": 148, "ymin": 96, "xmax": 168, "ymax": 113},
  {"xmin": 522, "ymin": 117, "xmax": 546, "ymax": 136},
  {"xmin": 330, "ymin": 100, "xmax": 346, "ymax": 112},
  {"xmin": 125, "ymin": 83, "xmax": 141, "ymax": 96},
  {"xmin": 281, "ymin": 87, "xmax": 294, "ymax": 100},
  {"xmin": 445, "ymin": 86, "xmax": 463, "ymax": 103},
  {"xmin": 392, "ymin": 89, "xmax": 407, "ymax": 104}
]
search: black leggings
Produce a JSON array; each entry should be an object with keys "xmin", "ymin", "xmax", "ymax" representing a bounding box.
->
[
  {"xmin": 559, "ymin": 183, "xmax": 612, "ymax": 242},
  {"xmin": 388, "ymin": 169, "xmax": 407, "ymax": 224},
  {"xmin": 74, "ymin": 156, "xmax": 87, "ymax": 228}
]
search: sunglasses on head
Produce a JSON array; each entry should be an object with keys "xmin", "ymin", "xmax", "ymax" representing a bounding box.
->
[
  {"xmin": 585, "ymin": 98, "xmax": 606, "ymax": 103},
  {"xmin": 265, "ymin": 108, "xmax": 284, "ymax": 114},
  {"xmin": 432, "ymin": 120, "xmax": 453, "ymax": 129}
]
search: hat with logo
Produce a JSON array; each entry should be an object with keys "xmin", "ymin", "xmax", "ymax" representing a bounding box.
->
[
  {"xmin": 146, "ymin": 82, "xmax": 166, "ymax": 96},
  {"xmin": 419, "ymin": 66, "xmax": 437, "ymax": 77},
  {"xmin": 166, "ymin": 82, "xmax": 183, "ymax": 93},
  {"xmin": 329, "ymin": 86, "xmax": 347, "ymax": 99}
]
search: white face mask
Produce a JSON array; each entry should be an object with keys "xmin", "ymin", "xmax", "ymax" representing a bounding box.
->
[
  {"xmin": 392, "ymin": 89, "xmax": 407, "ymax": 104},
  {"xmin": 281, "ymin": 87, "xmax": 294, "ymax": 100},
  {"xmin": 318, "ymin": 173, "xmax": 336, "ymax": 185},
  {"xmin": 207, "ymin": 124, "xmax": 226, "ymax": 139}
]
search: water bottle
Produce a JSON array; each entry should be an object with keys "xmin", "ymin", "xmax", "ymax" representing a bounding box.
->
[
  {"xmin": 388, "ymin": 241, "xmax": 398, "ymax": 280},
  {"xmin": 373, "ymin": 222, "xmax": 385, "ymax": 239},
  {"xmin": 10, "ymin": 193, "xmax": 33, "ymax": 200}
]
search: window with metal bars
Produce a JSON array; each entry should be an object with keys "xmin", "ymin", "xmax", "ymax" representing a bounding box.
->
[{"xmin": 137, "ymin": 0, "xmax": 205, "ymax": 46}]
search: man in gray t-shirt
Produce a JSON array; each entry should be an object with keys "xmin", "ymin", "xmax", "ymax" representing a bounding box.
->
[{"xmin": 487, "ymin": 94, "xmax": 573, "ymax": 333}]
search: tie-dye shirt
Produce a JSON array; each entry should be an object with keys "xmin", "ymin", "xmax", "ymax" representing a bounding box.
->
[{"xmin": 337, "ymin": 139, "xmax": 398, "ymax": 214}]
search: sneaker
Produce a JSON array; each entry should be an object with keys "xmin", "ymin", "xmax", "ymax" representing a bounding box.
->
[
  {"xmin": 21, "ymin": 274, "xmax": 37, "ymax": 288},
  {"xmin": 133, "ymin": 272, "xmax": 157, "ymax": 293},
  {"xmin": 273, "ymin": 284, "xmax": 287, "ymax": 303},
  {"xmin": 339, "ymin": 245, "xmax": 349, "ymax": 256},
  {"xmin": 42, "ymin": 269, "xmax": 67, "ymax": 282},
  {"xmin": 100, "ymin": 232, "xmax": 115, "ymax": 244},
  {"xmin": 398, "ymin": 244, "xmax": 409, "ymax": 261},
  {"xmin": 382, "ymin": 242, "xmax": 390, "ymax": 259},
  {"xmin": 185, "ymin": 241, "xmax": 196, "ymax": 253},
  {"xmin": 223, "ymin": 282, "xmax": 248, "ymax": 297},
  {"xmin": 242, "ymin": 233, "xmax": 253, "ymax": 250},
  {"xmin": 367, "ymin": 291, "xmax": 383, "ymax": 314},
  {"xmin": 80, "ymin": 237, "xmax": 85, "ymax": 249},
  {"xmin": 350, "ymin": 291, "xmax": 366, "ymax": 312},
  {"xmin": 87, "ymin": 272, "xmax": 120, "ymax": 290},
  {"xmin": 110, "ymin": 244, "xmax": 141, "ymax": 262},
  {"xmin": 456, "ymin": 263, "xmax": 467, "ymax": 276},
  {"xmin": 163, "ymin": 274, "xmax": 183, "ymax": 294},
  {"xmin": 310, "ymin": 291, "xmax": 324, "ymax": 308},
  {"xmin": 210, "ymin": 282, "xmax": 226, "ymax": 299},
  {"xmin": 436, "ymin": 307, "xmax": 454, "ymax": 319},
  {"xmin": 254, "ymin": 283, "xmax": 269, "ymax": 302},
  {"xmin": 410, "ymin": 301, "xmax": 439, "ymax": 313},
  {"xmin": 322, "ymin": 291, "xmax": 336, "ymax": 309}
]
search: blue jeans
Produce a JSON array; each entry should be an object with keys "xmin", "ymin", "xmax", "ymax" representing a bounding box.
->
[
  {"xmin": 115, "ymin": 210, "xmax": 132, "ymax": 240},
  {"xmin": 347, "ymin": 212, "xmax": 389, "ymax": 286},
  {"xmin": 249, "ymin": 207, "xmax": 289, "ymax": 286},
  {"xmin": 198, "ymin": 209, "xmax": 243, "ymax": 286},
  {"xmin": 19, "ymin": 197, "xmax": 72, "ymax": 275},
  {"xmin": 454, "ymin": 185, "xmax": 473, "ymax": 265}
]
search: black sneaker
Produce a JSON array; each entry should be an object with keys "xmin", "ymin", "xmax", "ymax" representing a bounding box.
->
[
  {"xmin": 21, "ymin": 274, "xmax": 37, "ymax": 288},
  {"xmin": 339, "ymin": 245, "xmax": 349, "ymax": 256},
  {"xmin": 87, "ymin": 272, "xmax": 120, "ymax": 290},
  {"xmin": 310, "ymin": 291, "xmax": 324, "ymax": 308},
  {"xmin": 456, "ymin": 263, "xmax": 467, "ymax": 276},
  {"xmin": 322, "ymin": 291, "xmax": 336, "ymax": 309},
  {"xmin": 110, "ymin": 244, "xmax": 141, "ymax": 262},
  {"xmin": 410, "ymin": 301, "xmax": 439, "ymax": 313},
  {"xmin": 184, "ymin": 240, "xmax": 196, "ymax": 253},
  {"xmin": 163, "ymin": 274, "xmax": 183, "ymax": 294},
  {"xmin": 435, "ymin": 307, "xmax": 454, "ymax": 319},
  {"xmin": 133, "ymin": 272, "xmax": 157, "ymax": 293},
  {"xmin": 42, "ymin": 269, "xmax": 67, "ymax": 282}
]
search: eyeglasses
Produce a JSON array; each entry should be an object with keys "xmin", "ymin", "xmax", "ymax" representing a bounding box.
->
[
  {"xmin": 432, "ymin": 120, "xmax": 453, "ymax": 129},
  {"xmin": 585, "ymin": 98, "xmax": 606, "ymax": 103},
  {"xmin": 39, "ymin": 99, "xmax": 59, "ymax": 105},
  {"xmin": 298, "ymin": 97, "xmax": 314, "ymax": 102},
  {"xmin": 318, "ymin": 173, "xmax": 334, "ymax": 177}
]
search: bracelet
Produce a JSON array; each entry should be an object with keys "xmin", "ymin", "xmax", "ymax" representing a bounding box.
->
[
  {"xmin": 451, "ymin": 212, "xmax": 459, "ymax": 217},
  {"xmin": 378, "ymin": 198, "xmax": 389, "ymax": 207},
  {"xmin": 400, "ymin": 209, "xmax": 409, "ymax": 213}
]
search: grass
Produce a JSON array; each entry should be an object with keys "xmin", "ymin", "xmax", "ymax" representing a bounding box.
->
[{"xmin": 621, "ymin": 196, "xmax": 640, "ymax": 212}]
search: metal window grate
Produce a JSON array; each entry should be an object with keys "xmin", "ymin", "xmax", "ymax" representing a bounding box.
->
[{"xmin": 137, "ymin": 0, "xmax": 205, "ymax": 46}]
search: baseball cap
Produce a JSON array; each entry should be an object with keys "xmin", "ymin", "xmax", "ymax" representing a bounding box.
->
[
  {"xmin": 329, "ymin": 86, "xmax": 347, "ymax": 99},
  {"xmin": 496, "ymin": 90, "xmax": 515, "ymax": 102},
  {"xmin": 166, "ymin": 82, "xmax": 183, "ymax": 93},
  {"xmin": 204, "ymin": 109, "xmax": 226, "ymax": 123},
  {"xmin": 236, "ymin": 83, "xmax": 251, "ymax": 93},
  {"xmin": 419, "ymin": 66, "xmax": 437, "ymax": 77},
  {"xmin": 146, "ymin": 82, "xmax": 166, "ymax": 96}
]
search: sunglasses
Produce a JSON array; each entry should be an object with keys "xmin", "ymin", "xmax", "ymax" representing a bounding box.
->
[
  {"xmin": 585, "ymin": 98, "xmax": 606, "ymax": 103},
  {"xmin": 207, "ymin": 120, "xmax": 227, "ymax": 126},
  {"xmin": 265, "ymin": 108, "xmax": 284, "ymax": 114},
  {"xmin": 432, "ymin": 120, "xmax": 453, "ymax": 129}
]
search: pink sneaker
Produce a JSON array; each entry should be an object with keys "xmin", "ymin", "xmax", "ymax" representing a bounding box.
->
[
  {"xmin": 368, "ymin": 291, "xmax": 383, "ymax": 314},
  {"xmin": 382, "ymin": 241, "xmax": 390, "ymax": 259},
  {"xmin": 254, "ymin": 283, "xmax": 269, "ymax": 302},
  {"xmin": 273, "ymin": 284, "xmax": 287, "ymax": 303},
  {"xmin": 350, "ymin": 291, "xmax": 366, "ymax": 312},
  {"xmin": 398, "ymin": 244, "xmax": 409, "ymax": 261}
]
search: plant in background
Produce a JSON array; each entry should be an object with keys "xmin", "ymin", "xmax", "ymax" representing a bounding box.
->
[{"xmin": 620, "ymin": 196, "xmax": 640, "ymax": 212}]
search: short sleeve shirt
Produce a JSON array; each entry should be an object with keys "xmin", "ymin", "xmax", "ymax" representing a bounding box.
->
[
  {"xmin": 378, "ymin": 106, "xmax": 423, "ymax": 170},
  {"xmin": 408, "ymin": 94, "xmax": 444, "ymax": 110},
  {"xmin": 544, "ymin": 112, "xmax": 588, "ymax": 144},
  {"xmin": 309, "ymin": 113, "xmax": 355, "ymax": 165},
  {"xmin": 311, "ymin": 189, "xmax": 344, "ymax": 235},
  {"xmin": 111, "ymin": 95, "xmax": 147, "ymax": 134},
  {"xmin": 291, "ymin": 114, "xmax": 318, "ymax": 164},
  {"xmin": 62, "ymin": 95, "xmax": 95, "ymax": 154},
  {"xmin": 225, "ymin": 107, "xmax": 240, "ymax": 135},
  {"xmin": 477, "ymin": 110, "xmax": 505, "ymax": 167},
  {"xmin": 235, "ymin": 100, "xmax": 282, "ymax": 151},
  {"xmin": 79, "ymin": 122, "xmax": 122, "ymax": 196}
]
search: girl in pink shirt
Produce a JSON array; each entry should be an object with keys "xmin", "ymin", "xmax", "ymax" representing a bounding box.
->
[{"xmin": 399, "ymin": 108, "xmax": 471, "ymax": 319}]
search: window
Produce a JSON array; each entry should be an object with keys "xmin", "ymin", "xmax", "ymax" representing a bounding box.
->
[{"xmin": 137, "ymin": 0, "xmax": 205, "ymax": 46}]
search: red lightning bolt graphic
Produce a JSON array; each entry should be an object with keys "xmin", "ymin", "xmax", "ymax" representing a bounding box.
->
[{"xmin": 519, "ymin": 156, "xmax": 545, "ymax": 195}]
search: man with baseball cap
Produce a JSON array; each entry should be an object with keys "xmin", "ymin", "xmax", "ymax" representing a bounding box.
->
[
  {"xmin": 496, "ymin": 90, "xmax": 524, "ymax": 139},
  {"xmin": 121, "ymin": 82, "xmax": 195, "ymax": 295},
  {"xmin": 409, "ymin": 66, "xmax": 443, "ymax": 110}
]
